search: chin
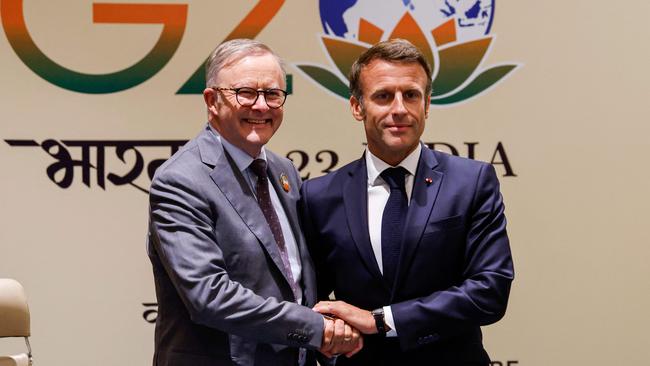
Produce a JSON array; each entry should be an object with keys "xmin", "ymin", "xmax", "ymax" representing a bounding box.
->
[
  {"xmin": 385, "ymin": 138, "xmax": 413, "ymax": 149},
  {"xmin": 389, "ymin": 141, "xmax": 419, "ymax": 155},
  {"xmin": 246, "ymin": 134, "xmax": 271, "ymax": 147}
]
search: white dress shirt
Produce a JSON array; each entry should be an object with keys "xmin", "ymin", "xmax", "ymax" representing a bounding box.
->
[{"xmin": 365, "ymin": 143, "xmax": 422, "ymax": 337}]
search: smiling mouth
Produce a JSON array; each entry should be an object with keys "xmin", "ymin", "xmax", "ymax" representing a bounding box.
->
[{"xmin": 244, "ymin": 118, "xmax": 271, "ymax": 124}]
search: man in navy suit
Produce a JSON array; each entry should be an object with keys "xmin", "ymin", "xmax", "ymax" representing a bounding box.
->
[{"xmin": 300, "ymin": 39, "xmax": 514, "ymax": 365}]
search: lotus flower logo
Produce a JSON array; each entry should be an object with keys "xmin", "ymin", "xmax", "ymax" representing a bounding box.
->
[{"xmin": 296, "ymin": 1, "xmax": 519, "ymax": 106}]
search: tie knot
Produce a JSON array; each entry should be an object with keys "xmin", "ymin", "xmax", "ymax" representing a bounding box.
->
[
  {"xmin": 381, "ymin": 167, "xmax": 408, "ymax": 190},
  {"xmin": 250, "ymin": 159, "xmax": 268, "ymax": 178}
]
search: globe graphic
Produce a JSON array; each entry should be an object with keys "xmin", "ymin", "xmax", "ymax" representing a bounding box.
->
[{"xmin": 319, "ymin": 0, "xmax": 495, "ymax": 43}]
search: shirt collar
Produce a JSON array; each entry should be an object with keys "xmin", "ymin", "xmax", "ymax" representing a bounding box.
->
[
  {"xmin": 365, "ymin": 143, "xmax": 422, "ymax": 186},
  {"xmin": 208, "ymin": 124, "xmax": 266, "ymax": 173}
]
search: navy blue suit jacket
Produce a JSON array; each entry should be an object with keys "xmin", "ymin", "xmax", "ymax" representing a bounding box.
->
[{"xmin": 300, "ymin": 146, "xmax": 514, "ymax": 365}]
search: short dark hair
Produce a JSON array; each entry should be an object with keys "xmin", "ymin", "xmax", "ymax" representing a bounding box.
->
[{"xmin": 349, "ymin": 39, "xmax": 432, "ymax": 101}]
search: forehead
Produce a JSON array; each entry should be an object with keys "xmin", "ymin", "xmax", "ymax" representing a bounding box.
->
[
  {"xmin": 217, "ymin": 52, "xmax": 284, "ymax": 87},
  {"xmin": 359, "ymin": 59, "xmax": 428, "ymax": 93}
]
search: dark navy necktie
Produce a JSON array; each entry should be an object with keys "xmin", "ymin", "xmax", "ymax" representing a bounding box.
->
[
  {"xmin": 249, "ymin": 159, "xmax": 301, "ymax": 301},
  {"xmin": 380, "ymin": 167, "xmax": 409, "ymax": 288}
]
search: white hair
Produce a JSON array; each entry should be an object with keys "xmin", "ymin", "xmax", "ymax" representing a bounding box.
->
[{"xmin": 205, "ymin": 39, "xmax": 286, "ymax": 87}]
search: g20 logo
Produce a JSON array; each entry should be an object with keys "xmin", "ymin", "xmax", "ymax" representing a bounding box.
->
[
  {"xmin": 2, "ymin": 0, "xmax": 519, "ymax": 104},
  {"xmin": 0, "ymin": 0, "xmax": 285, "ymax": 94}
]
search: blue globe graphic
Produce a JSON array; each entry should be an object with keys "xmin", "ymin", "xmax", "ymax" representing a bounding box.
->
[
  {"xmin": 319, "ymin": 0, "xmax": 495, "ymax": 40},
  {"xmin": 319, "ymin": 0, "xmax": 358, "ymax": 37}
]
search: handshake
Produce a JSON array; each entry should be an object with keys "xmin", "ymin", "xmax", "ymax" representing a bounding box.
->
[{"xmin": 315, "ymin": 300, "xmax": 379, "ymax": 358}]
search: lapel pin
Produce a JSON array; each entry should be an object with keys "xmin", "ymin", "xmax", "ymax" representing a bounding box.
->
[
  {"xmin": 425, "ymin": 177, "xmax": 433, "ymax": 185},
  {"xmin": 279, "ymin": 173, "xmax": 290, "ymax": 192}
]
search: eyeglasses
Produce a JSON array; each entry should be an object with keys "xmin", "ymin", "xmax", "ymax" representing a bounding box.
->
[{"xmin": 212, "ymin": 87, "xmax": 288, "ymax": 109}]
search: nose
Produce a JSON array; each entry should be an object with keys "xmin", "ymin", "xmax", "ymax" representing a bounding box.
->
[
  {"xmin": 251, "ymin": 91, "xmax": 270, "ymax": 111},
  {"xmin": 390, "ymin": 92, "xmax": 408, "ymax": 117}
]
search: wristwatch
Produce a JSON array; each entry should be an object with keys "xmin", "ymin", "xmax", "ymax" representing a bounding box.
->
[{"xmin": 371, "ymin": 308, "xmax": 389, "ymax": 336}]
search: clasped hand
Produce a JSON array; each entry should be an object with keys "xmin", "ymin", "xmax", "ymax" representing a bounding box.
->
[{"xmin": 315, "ymin": 300, "xmax": 378, "ymax": 358}]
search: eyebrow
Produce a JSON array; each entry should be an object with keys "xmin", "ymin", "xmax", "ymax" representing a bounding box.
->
[
  {"xmin": 370, "ymin": 86, "xmax": 393, "ymax": 94},
  {"xmin": 370, "ymin": 86, "xmax": 422, "ymax": 95}
]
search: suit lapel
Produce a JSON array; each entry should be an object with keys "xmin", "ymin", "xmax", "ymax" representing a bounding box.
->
[
  {"xmin": 267, "ymin": 155, "xmax": 316, "ymax": 303},
  {"xmin": 267, "ymin": 156, "xmax": 298, "ymax": 246},
  {"xmin": 199, "ymin": 130, "xmax": 294, "ymax": 295},
  {"xmin": 392, "ymin": 147, "xmax": 443, "ymax": 299},
  {"xmin": 267, "ymin": 157, "xmax": 318, "ymax": 305},
  {"xmin": 343, "ymin": 157, "xmax": 391, "ymax": 293}
]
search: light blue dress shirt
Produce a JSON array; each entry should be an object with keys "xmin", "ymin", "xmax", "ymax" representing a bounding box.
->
[{"xmin": 209, "ymin": 126, "xmax": 303, "ymax": 305}]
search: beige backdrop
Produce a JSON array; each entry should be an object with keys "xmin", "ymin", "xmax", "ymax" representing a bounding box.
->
[{"xmin": 1, "ymin": 1, "xmax": 649, "ymax": 365}]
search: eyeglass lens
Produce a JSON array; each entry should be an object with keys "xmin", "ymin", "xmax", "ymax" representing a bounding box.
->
[{"xmin": 236, "ymin": 88, "xmax": 285, "ymax": 108}]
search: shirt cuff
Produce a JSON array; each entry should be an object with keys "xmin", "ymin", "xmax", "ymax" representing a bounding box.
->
[{"xmin": 383, "ymin": 306, "xmax": 398, "ymax": 337}]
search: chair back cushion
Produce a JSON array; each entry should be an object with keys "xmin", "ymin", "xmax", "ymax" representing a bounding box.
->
[{"xmin": 0, "ymin": 279, "xmax": 30, "ymax": 337}]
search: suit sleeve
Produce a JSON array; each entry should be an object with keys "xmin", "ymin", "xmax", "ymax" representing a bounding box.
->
[
  {"xmin": 391, "ymin": 163, "xmax": 514, "ymax": 350},
  {"xmin": 149, "ymin": 166, "xmax": 324, "ymax": 349}
]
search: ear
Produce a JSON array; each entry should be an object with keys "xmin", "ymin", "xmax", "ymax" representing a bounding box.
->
[
  {"xmin": 350, "ymin": 95, "xmax": 365, "ymax": 122},
  {"xmin": 203, "ymin": 88, "xmax": 218, "ymax": 116},
  {"xmin": 424, "ymin": 94, "xmax": 431, "ymax": 119}
]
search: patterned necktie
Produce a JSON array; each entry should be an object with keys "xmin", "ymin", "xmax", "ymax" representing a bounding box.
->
[
  {"xmin": 380, "ymin": 167, "xmax": 409, "ymax": 288},
  {"xmin": 249, "ymin": 159, "xmax": 301, "ymax": 301}
]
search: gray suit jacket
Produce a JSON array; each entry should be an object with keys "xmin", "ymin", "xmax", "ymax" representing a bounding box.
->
[{"xmin": 147, "ymin": 125, "xmax": 323, "ymax": 366}]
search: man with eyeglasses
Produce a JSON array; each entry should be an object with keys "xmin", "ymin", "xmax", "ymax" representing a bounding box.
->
[{"xmin": 147, "ymin": 39, "xmax": 361, "ymax": 366}]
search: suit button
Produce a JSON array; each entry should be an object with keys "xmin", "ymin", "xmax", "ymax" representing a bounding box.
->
[{"xmin": 419, "ymin": 335, "xmax": 436, "ymax": 344}]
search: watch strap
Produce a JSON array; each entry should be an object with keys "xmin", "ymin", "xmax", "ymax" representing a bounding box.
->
[{"xmin": 372, "ymin": 308, "xmax": 387, "ymax": 336}]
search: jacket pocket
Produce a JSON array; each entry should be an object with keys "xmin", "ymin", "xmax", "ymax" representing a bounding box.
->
[{"xmin": 422, "ymin": 214, "xmax": 464, "ymax": 237}]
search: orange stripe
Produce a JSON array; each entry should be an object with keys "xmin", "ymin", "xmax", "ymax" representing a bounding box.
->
[
  {"xmin": 93, "ymin": 3, "xmax": 187, "ymax": 25},
  {"xmin": 224, "ymin": 0, "xmax": 285, "ymax": 41}
]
